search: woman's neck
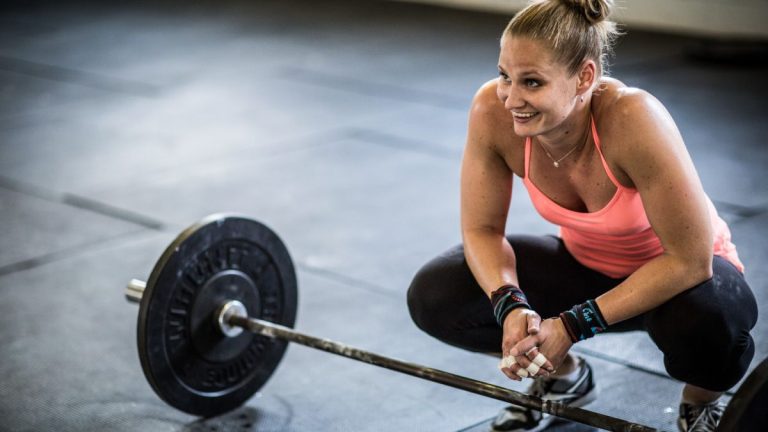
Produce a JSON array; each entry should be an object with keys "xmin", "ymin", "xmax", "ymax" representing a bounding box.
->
[{"xmin": 536, "ymin": 104, "xmax": 592, "ymax": 156}]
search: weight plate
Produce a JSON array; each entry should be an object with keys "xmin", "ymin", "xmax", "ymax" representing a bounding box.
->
[
  {"xmin": 137, "ymin": 214, "xmax": 297, "ymax": 417},
  {"xmin": 719, "ymin": 356, "xmax": 768, "ymax": 432}
]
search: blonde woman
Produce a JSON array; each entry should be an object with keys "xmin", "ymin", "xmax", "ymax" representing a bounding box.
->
[{"xmin": 407, "ymin": 1, "xmax": 757, "ymax": 431}]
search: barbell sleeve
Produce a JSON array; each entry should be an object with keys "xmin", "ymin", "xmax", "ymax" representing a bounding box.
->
[{"xmin": 125, "ymin": 279, "xmax": 146, "ymax": 304}]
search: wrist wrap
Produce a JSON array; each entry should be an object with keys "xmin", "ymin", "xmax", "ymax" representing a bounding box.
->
[
  {"xmin": 490, "ymin": 284, "xmax": 530, "ymax": 326},
  {"xmin": 559, "ymin": 299, "xmax": 608, "ymax": 343}
]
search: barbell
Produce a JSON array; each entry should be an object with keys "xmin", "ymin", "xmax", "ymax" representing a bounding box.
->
[{"xmin": 125, "ymin": 214, "xmax": 767, "ymax": 431}]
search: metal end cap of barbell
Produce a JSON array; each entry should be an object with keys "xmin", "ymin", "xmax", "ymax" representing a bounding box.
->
[{"xmin": 216, "ymin": 300, "xmax": 248, "ymax": 337}]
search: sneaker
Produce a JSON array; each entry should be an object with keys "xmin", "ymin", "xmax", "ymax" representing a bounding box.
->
[
  {"xmin": 678, "ymin": 401, "xmax": 726, "ymax": 432},
  {"xmin": 491, "ymin": 357, "xmax": 597, "ymax": 432}
]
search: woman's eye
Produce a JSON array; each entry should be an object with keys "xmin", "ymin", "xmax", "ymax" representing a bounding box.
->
[
  {"xmin": 525, "ymin": 79, "xmax": 540, "ymax": 88},
  {"xmin": 498, "ymin": 72, "xmax": 511, "ymax": 83}
]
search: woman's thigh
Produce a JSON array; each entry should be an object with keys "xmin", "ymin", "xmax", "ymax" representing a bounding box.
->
[{"xmin": 407, "ymin": 234, "xmax": 628, "ymax": 352}]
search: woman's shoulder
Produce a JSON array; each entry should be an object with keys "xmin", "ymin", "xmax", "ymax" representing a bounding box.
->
[
  {"xmin": 470, "ymin": 79, "xmax": 507, "ymax": 120},
  {"xmin": 468, "ymin": 79, "xmax": 522, "ymax": 145},
  {"xmin": 594, "ymin": 77, "xmax": 663, "ymax": 125},
  {"xmin": 593, "ymin": 77, "xmax": 682, "ymax": 185},
  {"xmin": 465, "ymin": 79, "xmax": 524, "ymax": 174}
]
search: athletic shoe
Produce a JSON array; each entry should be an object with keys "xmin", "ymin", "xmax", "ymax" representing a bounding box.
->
[
  {"xmin": 678, "ymin": 401, "xmax": 726, "ymax": 432},
  {"xmin": 491, "ymin": 357, "xmax": 597, "ymax": 432}
]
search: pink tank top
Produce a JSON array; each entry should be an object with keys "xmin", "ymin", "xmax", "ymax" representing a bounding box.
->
[{"xmin": 522, "ymin": 119, "xmax": 744, "ymax": 278}]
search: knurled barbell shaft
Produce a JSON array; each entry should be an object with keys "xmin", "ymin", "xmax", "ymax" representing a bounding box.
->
[{"xmin": 126, "ymin": 281, "xmax": 656, "ymax": 432}]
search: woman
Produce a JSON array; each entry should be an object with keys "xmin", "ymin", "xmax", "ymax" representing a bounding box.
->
[{"xmin": 407, "ymin": 1, "xmax": 758, "ymax": 431}]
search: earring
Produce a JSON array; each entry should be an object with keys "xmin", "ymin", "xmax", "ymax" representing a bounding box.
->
[{"xmin": 580, "ymin": 95, "xmax": 584, "ymax": 103}]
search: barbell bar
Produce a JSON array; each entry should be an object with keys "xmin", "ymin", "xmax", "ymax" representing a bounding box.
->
[
  {"xmin": 125, "ymin": 214, "xmax": 766, "ymax": 431},
  {"xmin": 127, "ymin": 285, "xmax": 655, "ymax": 432}
]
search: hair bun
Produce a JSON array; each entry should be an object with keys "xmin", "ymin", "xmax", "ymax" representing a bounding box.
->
[{"xmin": 565, "ymin": 0, "xmax": 614, "ymax": 24}]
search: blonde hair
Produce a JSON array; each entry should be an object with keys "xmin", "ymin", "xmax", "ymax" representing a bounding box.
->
[{"xmin": 504, "ymin": 0, "xmax": 620, "ymax": 78}]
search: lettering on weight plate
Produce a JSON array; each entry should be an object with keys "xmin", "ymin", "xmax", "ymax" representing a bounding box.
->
[
  {"xmin": 208, "ymin": 245, "xmax": 228, "ymax": 273},
  {"xmin": 167, "ymin": 308, "xmax": 188, "ymax": 342},
  {"xmin": 204, "ymin": 242, "xmax": 244, "ymax": 275},
  {"xmin": 176, "ymin": 282, "xmax": 195, "ymax": 305},
  {"xmin": 227, "ymin": 245, "xmax": 247, "ymax": 269},
  {"xmin": 169, "ymin": 307, "xmax": 188, "ymax": 317},
  {"xmin": 168, "ymin": 242, "xmax": 250, "ymax": 351},
  {"xmin": 185, "ymin": 260, "xmax": 210, "ymax": 287},
  {"xmin": 196, "ymin": 242, "xmax": 253, "ymax": 282},
  {"xmin": 166, "ymin": 281, "xmax": 197, "ymax": 349},
  {"xmin": 201, "ymin": 343, "xmax": 262, "ymax": 390}
]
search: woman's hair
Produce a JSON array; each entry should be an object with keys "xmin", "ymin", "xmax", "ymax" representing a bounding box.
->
[{"xmin": 503, "ymin": 0, "xmax": 620, "ymax": 78}]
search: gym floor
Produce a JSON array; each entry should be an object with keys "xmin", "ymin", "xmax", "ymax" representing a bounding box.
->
[{"xmin": 0, "ymin": 1, "xmax": 765, "ymax": 431}]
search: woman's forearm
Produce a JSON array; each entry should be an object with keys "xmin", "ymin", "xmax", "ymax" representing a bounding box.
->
[
  {"xmin": 462, "ymin": 227, "xmax": 520, "ymax": 298},
  {"xmin": 595, "ymin": 252, "xmax": 713, "ymax": 325}
]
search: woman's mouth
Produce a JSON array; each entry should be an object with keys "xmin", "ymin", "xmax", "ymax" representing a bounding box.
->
[{"xmin": 512, "ymin": 111, "xmax": 539, "ymax": 122}]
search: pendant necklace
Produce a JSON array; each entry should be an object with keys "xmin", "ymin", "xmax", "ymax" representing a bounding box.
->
[{"xmin": 537, "ymin": 117, "xmax": 591, "ymax": 168}]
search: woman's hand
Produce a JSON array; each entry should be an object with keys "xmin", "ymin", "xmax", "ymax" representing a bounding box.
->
[
  {"xmin": 498, "ymin": 308, "xmax": 555, "ymax": 381},
  {"xmin": 508, "ymin": 317, "xmax": 574, "ymax": 374}
]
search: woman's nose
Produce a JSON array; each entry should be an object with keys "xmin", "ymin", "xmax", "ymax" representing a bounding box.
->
[{"xmin": 502, "ymin": 87, "xmax": 522, "ymax": 110}]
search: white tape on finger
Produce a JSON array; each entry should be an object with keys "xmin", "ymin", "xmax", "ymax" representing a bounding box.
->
[
  {"xmin": 516, "ymin": 368, "xmax": 529, "ymax": 378},
  {"xmin": 499, "ymin": 355, "xmax": 516, "ymax": 369},
  {"xmin": 532, "ymin": 353, "xmax": 547, "ymax": 367},
  {"xmin": 526, "ymin": 363, "xmax": 540, "ymax": 375}
]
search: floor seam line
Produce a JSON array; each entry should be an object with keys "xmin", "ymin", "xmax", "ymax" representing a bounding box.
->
[
  {"xmin": 0, "ymin": 176, "xmax": 166, "ymax": 231},
  {"xmin": 0, "ymin": 54, "xmax": 162, "ymax": 98},
  {"xmin": 0, "ymin": 228, "xmax": 157, "ymax": 278}
]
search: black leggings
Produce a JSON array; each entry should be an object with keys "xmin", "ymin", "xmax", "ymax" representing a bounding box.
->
[{"xmin": 407, "ymin": 235, "xmax": 758, "ymax": 392}]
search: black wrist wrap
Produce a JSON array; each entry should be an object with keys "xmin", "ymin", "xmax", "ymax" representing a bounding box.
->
[
  {"xmin": 559, "ymin": 299, "xmax": 608, "ymax": 343},
  {"xmin": 490, "ymin": 284, "xmax": 530, "ymax": 326}
]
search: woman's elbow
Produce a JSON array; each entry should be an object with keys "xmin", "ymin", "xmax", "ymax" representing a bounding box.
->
[{"xmin": 683, "ymin": 249, "xmax": 714, "ymax": 286}]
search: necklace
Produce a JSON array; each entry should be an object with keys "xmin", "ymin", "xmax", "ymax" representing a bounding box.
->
[{"xmin": 536, "ymin": 117, "xmax": 591, "ymax": 168}]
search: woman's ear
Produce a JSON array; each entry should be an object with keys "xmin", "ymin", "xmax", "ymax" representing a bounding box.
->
[{"xmin": 576, "ymin": 59, "xmax": 597, "ymax": 96}]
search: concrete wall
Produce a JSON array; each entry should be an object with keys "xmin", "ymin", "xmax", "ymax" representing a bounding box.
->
[{"xmin": 396, "ymin": 0, "xmax": 768, "ymax": 39}]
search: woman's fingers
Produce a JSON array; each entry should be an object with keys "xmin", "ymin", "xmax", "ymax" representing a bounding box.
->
[
  {"xmin": 499, "ymin": 353, "xmax": 530, "ymax": 380},
  {"xmin": 526, "ymin": 347, "xmax": 555, "ymax": 373},
  {"xmin": 526, "ymin": 313, "xmax": 541, "ymax": 335},
  {"xmin": 520, "ymin": 347, "xmax": 550, "ymax": 377},
  {"xmin": 499, "ymin": 348, "xmax": 550, "ymax": 379},
  {"xmin": 499, "ymin": 310, "xmax": 551, "ymax": 380},
  {"xmin": 498, "ymin": 356, "xmax": 522, "ymax": 381},
  {"xmin": 510, "ymin": 334, "xmax": 539, "ymax": 357}
]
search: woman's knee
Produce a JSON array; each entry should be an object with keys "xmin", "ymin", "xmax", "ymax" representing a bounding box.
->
[
  {"xmin": 647, "ymin": 275, "xmax": 757, "ymax": 391},
  {"xmin": 407, "ymin": 248, "xmax": 481, "ymax": 336},
  {"xmin": 406, "ymin": 262, "xmax": 439, "ymax": 332},
  {"xmin": 659, "ymin": 315, "xmax": 754, "ymax": 391}
]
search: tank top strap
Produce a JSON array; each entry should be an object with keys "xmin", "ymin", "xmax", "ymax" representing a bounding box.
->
[{"xmin": 591, "ymin": 117, "xmax": 623, "ymax": 189}]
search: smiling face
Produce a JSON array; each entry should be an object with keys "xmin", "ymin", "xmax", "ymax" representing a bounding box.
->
[{"xmin": 496, "ymin": 36, "xmax": 593, "ymax": 139}]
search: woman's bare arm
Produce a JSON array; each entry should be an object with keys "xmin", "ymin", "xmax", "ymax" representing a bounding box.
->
[
  {"xmin": 594, "ymin": 88, "xmax": 714, "ymax": 324},
  {"xmin": 461, "ymin": 81, "xmax": 521, "ymax": 298}
]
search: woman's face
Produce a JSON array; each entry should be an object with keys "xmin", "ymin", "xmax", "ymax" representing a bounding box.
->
[{"xmin": 496, "ymin": 36, "xmax": 584, "ymax": 138}]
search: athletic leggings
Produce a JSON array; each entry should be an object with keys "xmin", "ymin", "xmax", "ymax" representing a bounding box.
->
[{"xmin": 407, "ymin": 235, "xmax": 758, "ymax": 392}]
